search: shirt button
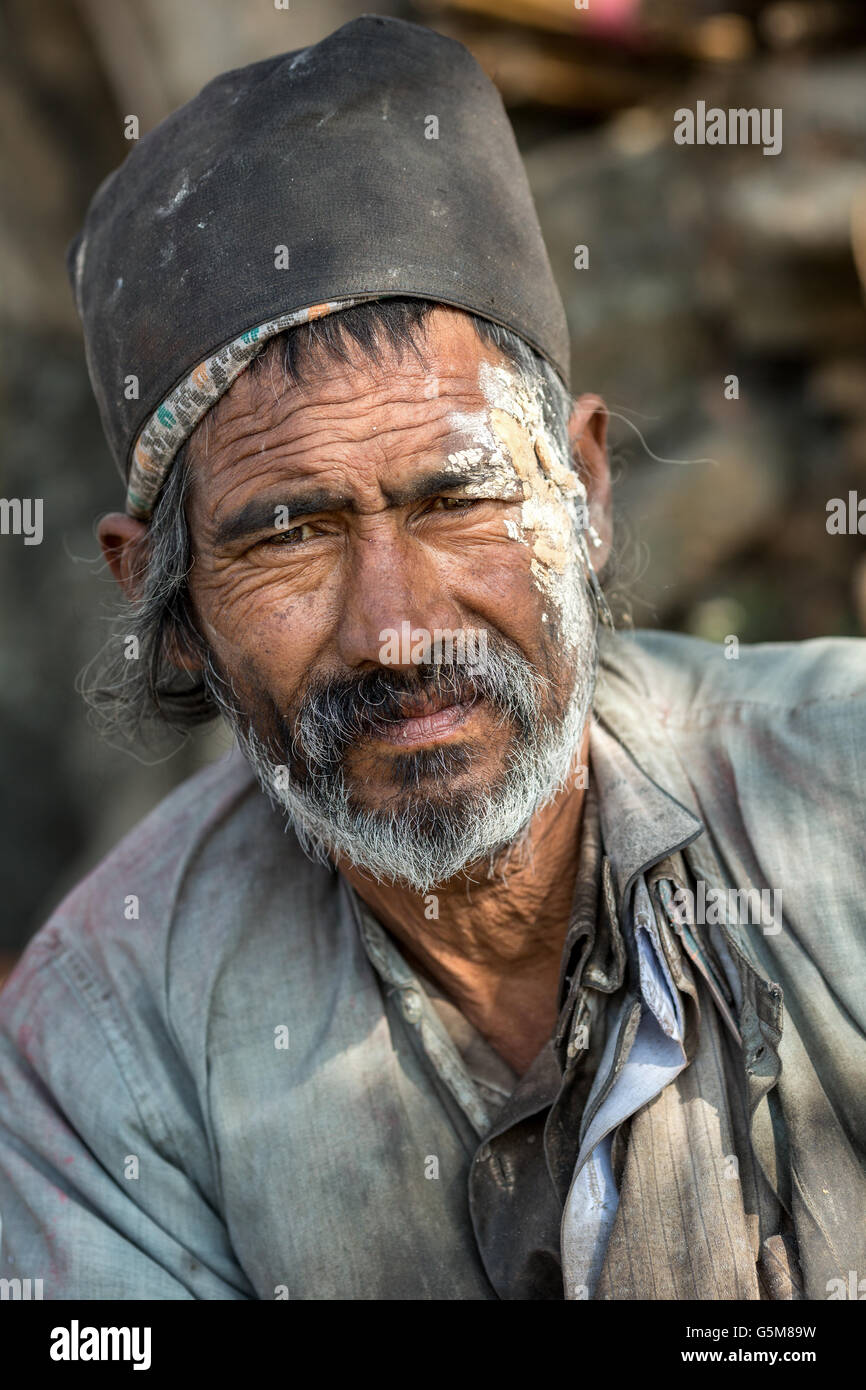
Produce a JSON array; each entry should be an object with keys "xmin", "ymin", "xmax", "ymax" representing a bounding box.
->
[{"xmin": 401, "ymin": 988, "xmax": 423, "ymax": 1024}]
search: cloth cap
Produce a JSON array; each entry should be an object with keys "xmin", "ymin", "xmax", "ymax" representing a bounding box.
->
[{"xmin": 67, "ymin": 14, "xmax": 570, "ymax": 519}]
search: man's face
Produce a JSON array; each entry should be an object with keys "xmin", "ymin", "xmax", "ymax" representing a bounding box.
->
[{"xmin": 184, "ymin": 307, "xmax": 602, "ymax": 891}]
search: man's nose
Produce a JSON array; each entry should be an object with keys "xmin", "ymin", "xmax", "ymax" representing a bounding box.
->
[{"xmin": 334, "ymin": 524, "xmax": 462, "ymax": 672}]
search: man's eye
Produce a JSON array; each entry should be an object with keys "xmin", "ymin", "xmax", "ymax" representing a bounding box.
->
[
  {"xmin": 261, "ymin": 522, "xmax": 317, "ymax": 546},
  {"xmin": 428, "ymin": 496, "xmax": 478, "ymax": 513}
]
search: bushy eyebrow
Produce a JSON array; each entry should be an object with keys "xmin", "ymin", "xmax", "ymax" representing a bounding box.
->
[{"xmin": 210, "ymin": 465, "xmax": 494, "ymax": 548}]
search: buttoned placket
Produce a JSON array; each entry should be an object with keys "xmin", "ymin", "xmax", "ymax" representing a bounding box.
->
[{"xmin": 348, "ymin": 888, "xmax": 495, "ymax": 1139}]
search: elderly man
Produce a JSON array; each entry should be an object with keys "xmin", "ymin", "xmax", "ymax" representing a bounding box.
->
[{"xmin": 0, "ymin": 16, "xmax": 864, "ymax": 1303}]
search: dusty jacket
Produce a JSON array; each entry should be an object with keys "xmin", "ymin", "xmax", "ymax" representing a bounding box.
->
[
  {"xmin": 0, "ymin": 629, "xmax": 863, "ymax": 1299},
  {"xmin": 592, "ymin": 629, "xmax": 866, "ymax": 1300}
]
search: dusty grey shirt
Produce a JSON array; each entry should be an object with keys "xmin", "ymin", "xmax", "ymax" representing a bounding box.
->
[{"xmin": 0, "ymin": 629, "xmax": 864, "ymax": 1299}]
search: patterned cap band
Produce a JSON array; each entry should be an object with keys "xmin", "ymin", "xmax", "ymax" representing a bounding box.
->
[{"xmin": 126, "ymin": 297, "xmax": 365, "ymax": 520}]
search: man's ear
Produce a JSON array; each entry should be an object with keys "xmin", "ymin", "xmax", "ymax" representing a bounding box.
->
[
  {"xmin": 97, "ymin": 512, "xmax": 149, "ymax": 599},
  {"xmin": 568, "ymin": 393, "xmax": 612, "ymax": 571},
  {"xmin": 97, "ymin": 511, "xmax": 203, "ymax": 673}
]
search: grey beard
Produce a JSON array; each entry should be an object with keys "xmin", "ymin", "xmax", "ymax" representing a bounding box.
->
[{"xmin": 203, "ymin": 573, "xmax": 598, "ymax": 895}]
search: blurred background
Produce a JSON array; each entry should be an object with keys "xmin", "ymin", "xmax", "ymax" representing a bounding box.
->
[{"xmin": 1, "ymin": 0, "xmax": 865, "ymax": 971}]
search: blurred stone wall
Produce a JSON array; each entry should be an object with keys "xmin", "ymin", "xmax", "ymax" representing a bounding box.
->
[{"xmin": 1, "ymin": 0, "xmax": 864, "ymax": 963}]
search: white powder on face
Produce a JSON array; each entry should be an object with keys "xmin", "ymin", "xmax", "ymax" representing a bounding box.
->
[
  {"xmin": 446, "ymin": 447, "xmax": 485, "ymax": 470},
  {"xmin": 445, "ymin": 410, "xmax": 499, "ymax": 453},
  {"xmin": 443, "ymin": 415, "xmax": 525, "ymax": 500},
  {"xmin": 504, "ymin": 518, "xmax": 529, "ymax": 546},
  {"xmin": 471, "ymin": 362, "xmax": 589, "ymax": 651}
]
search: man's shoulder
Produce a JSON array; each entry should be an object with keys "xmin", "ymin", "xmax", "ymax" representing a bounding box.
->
[
  {"xmin": 600, "ymin": 626, "xmax": 866, "ymax": 721},
  {"xmin": 50, "ymin": 746, "xmax": 261, "ymax": 931},
  {"xmin": 596, "ymin": 627, "xmax": 866, "ymax": 826},
  {"xmin": 8, "ymin": 746, "xmax": 325, "ymax": 1004}
]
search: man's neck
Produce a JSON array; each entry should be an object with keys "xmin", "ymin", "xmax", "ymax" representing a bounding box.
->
[{"xmin": 339, "ymin": 725, "xmax": 590, "ymax": 1076}]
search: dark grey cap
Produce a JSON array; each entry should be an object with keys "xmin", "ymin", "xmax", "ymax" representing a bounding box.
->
[{"xmin": 67, "ymin": 14, "xmax": 570, "ymax": 518}]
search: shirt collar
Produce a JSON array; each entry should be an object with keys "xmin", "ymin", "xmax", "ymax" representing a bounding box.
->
[{"xmin": 588, "ymin": 716, "xmax": 704, "ymax": 912}]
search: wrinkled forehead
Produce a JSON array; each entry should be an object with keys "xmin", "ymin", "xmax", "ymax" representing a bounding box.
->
[
  {"xmin": 184, "ymin": 311, "xmax": 562, "ymax": 503},
  {"xmin": 197, "ymin": 305, "xmax": 495, "ymax": 433}
]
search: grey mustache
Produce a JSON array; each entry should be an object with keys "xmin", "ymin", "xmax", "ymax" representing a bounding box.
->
[{"xmin": 292, "ymin": 641, "xmax": 548, "ymax": 772}]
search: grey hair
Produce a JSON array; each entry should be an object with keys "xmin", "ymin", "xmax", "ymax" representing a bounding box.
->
[
  {"xmin": 80, "ymin": 298, "xmax": 580, "ymax": 747},
  {"xmin": 79, "ymin": 441, "xmax": 217, "ymax": 746}
]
